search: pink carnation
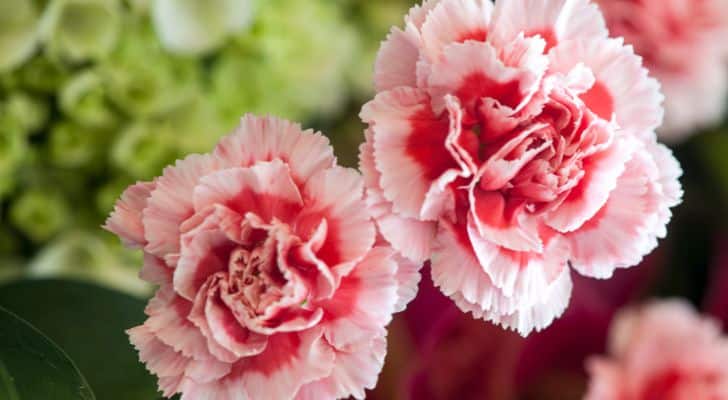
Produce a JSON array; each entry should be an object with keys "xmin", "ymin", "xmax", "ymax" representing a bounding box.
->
[
  {"xmin": 360, "ymin": 0, "xmax": 682, "ymax": 335},
  {"xmin": 585, "ymin": 300, "xmax": 728, "ymax": 400},
  {"xmin": 105, "ymin": 115, "xmax": 420, "ymax": 400},
  {"xmin": 595, "ymin": 0, "xmax": 728, "ymax": 141}
]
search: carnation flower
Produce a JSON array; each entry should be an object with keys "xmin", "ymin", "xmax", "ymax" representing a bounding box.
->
[
  {"xmin": 360, "ymin": 0, "xmax": 682, "ymax": 335},
  {"xmin": 594, "ymin": 0, "xmax": 728, "ymax": 141},
  {"xmin": 585, "ymin": 300, "xmax": 728, "ymax": 399},
  {"xmin": 105, "ymin": 115, "xmax": 419, "ymax": 399}
]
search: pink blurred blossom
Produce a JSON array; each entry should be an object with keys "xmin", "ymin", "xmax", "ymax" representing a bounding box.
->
[
  {"xmin": 585, "ymin": 300, "xmax": 728, "ymax": 399},
  {"xmin": 595, "ymin": 0, "xmax": 728, "ymax": 141},
  {"xmin": 400, "ymin": 252, "xmax": 661, "ymax": 400},
  {"xmin": 105, "ymin": 115, "xmax": 420, "ymax": 400},
  {"xmin": 360, "ymin": 0, "xmax": 682, "ymax": 336}
]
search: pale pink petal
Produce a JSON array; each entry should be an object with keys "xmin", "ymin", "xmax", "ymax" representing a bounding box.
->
[
  {"xmin": 188, "ymin": 278, "xmax": 239, "ymax": 363},
  {"xmin": 104, "ymin": 181, "xmax": 155, "ymax": 248},
  {"xmin": 405, "ymin": 0, "xmax": 443, "ymax": 29},
  {"xmin": 467, "ymin": 216, "xmax": 568, "ymax": 299},
  {"xmin": 204, "ymin": 285, "xmax": 269, "ymax": 358},
  {"xmin": 295, "ymin": 337, "xmax": 387, "ymax": 400},
  {"xmin": 484, "ymin": 260, "xmax": 573, "ymax": 337},
  {"xmin": 193, "ymin": 160, "xmax": 304, "ymax": 223},
  {"xmin": 375, "ymin": 27, "xmax": 420, "ymax": 92},
  {"xmin": 549, "ymin": 37, "xmax": 664, "ymax": 138},
  {"xmin": 143, "ymin": 286, "xmax": 214, "ymax": 362},
  {"xmin": 427, "ymin": 41, "xmax": 544, "ymax": 113},
  {"xmin": 430, "ymin": 220, "xmax": 519, "ymax": 318},
  {"xmin": 298, "ymin": 166, "xmax": 376, "ymax": 272},
  {"xmin": 174, "ymin": 227, "xmax": 235, "ymax": 301},
  {"xmin": 360, "ymin": 87, "xmax": 458, "ymax": 219},
  {"xmin": 566, "ymin": 148, "xmax": 667, "ymax": 279},
  {"xmin": 139, "ymin": 254, "xmax": 173, "ymax": 286},
  {"xmin": 143, "ymin": 154, "xmax": 219, "ymax": 260},
  {"xmin": 319, "ymin": 247, "xmax": 399, "ymax": 349},
  {"xmin": 128, "ymin": 325, "xmax": 233, "ymax": 397},
  {"xmin": 359, "ymin": 130, "xmax": 436, "ymax": 262},
  {"xmin": 182, "ymin": 331, "xmax": 336, "ymax": 400},
  {"xmin": 469, "ymin": 189, "xmax": 543, "ymax": 252},
  {"xmin": 419, "ymin": 0, "xmax": 494, "ymax": 61},
  {"xmin": 490, "ymin": 0, "xmax": 608, "ymax": 51},
  {"xmin": 214, "ymin": 114, "xmax": 335, "ymax": 186},
  {"xmin": 545, "ymin": 135, "xmax": 636, "ymax": 233},
  {"xmin": 455, "ymin": 265, "xmax": 573, "ymax": 336},
  {"xmin": 392, "ymin": 252, "xmax": 423, "ymax": 313}
]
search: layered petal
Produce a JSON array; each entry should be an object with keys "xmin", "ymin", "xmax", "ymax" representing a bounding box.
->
[
  {"xmin": 319, "ymin": 247, "xmax": 399, "ymax": 349},
  {"xmin": 419, "ymin": 0, "xmax": 494, "ymax": 61},
  {"xmin": 490, "ymin": 0, "xmax": 608, "ymax": 50},
  {"xmin": 549, "ymin": 37, "xmax": 664, "ymax": 137},
  {"xmin": 361, "ymin": 87, "xmax": 458, "ymax": 219},
  {"xmin": 143, "ymin": 154, "xmax": 219, "ymax": 260},
  {"xmin": 295, "ymin": 337, "xmax": 387, "ymax": 400},
  {"xmin": 104, "ymin": 181, "xmax": 155, "ymax": 248},
  {"xmin": 359, "ymin": 130, "xmax": 436, "ymax": 262},
  {"xmin": 193, "ymin": 160, "xmax": 304, "ymax": 223},
  {"xmin": 567, "ymin": 145, "xmax": 680, "ymax": 279},
  {"xmin": 214, "ymin": 114, "xmax": 335, "ymax": 186}
]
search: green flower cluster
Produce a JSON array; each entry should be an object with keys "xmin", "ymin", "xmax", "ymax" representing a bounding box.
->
[{"xmin": 0, "ymin": 0, "xmax": 416, "ymax": 294}]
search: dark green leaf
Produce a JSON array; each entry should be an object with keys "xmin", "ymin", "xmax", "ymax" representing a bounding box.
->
[
  {"xmin": 0, "ymin": 305, "xmax": 95, "ymax": 399},
  {"xmin": 0, "ymin": 279, "xmax": 161, "ymax": 400}
]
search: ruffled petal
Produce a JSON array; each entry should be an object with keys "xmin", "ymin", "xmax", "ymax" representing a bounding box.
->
[
  {"xmin": 359, "ymin": 130, "xmax": 436, "ymax": 262},
  {"xmin": 545, "ymin": 135, "xmax": 636, "ymax": 233},
  {"xmin": 428, "ymin": 41, "xmax": 545, "ymax": 113},
  {"xmin": 298, "ymin": 166, "xmax": 376, "ymax": 273},
  {"xmin": 392, "ymin": 252, "xmax": 423, "ymax": 313},
  {"xmin": 180, "ymin": 331, "xmax": 336, "ymax": 400},
  {"xmin": 566, "ymin": 144, "xmax": 679, "ymax": 278},
  {"xmin": 490, "ymin": 0, "xmax": 608, "ymax": 51},
  {"xmin": 419, "ymin": 0, "xmax": 494, "ymax": 61},
  {"xmin": 467, "ymin": 216, "xmax": 568, "ymax": 299},
  {"xmin": 104, "ymin": 181, "xmax": 155, "ymax": 248},
  {"xmin": 430, "ymin": 220, "xmax": 519, "ymax": 318},
  {"xmin": 455, "ymin": 265, "xmax": 573, "ymax": 336},
  {"xmin": 295, "ymin": 337, "xmax": 387, "ymax": 400},
  {"xmin": 469, "ymin": 189, "xmax": 543, "ymax": 252},
  {"xmin": 549, "ymin": 37, "xmax": 664, "ymax": 138},
  {"xmin": 193, "ymin": 160, "xmax": 304, "ymax": 223},
  {"xmin": 140, "ymin": 254, "xmax": 173, "ymax": 286},
  {"xmin": 360, "ymin": 87, "xmax": 459, "ymax": 219},
  {"xmin": 214, "ymin": 114, "xmax": 335, "ymax": 186},
  {"xmin": 319, "ymin": 247, "xmax": 399, "ymax": 349},
  {"xmin": 374, "ymin": 27, "xmax": 420, "ymax": 91},
  {"xmin": 143, "ymin": 154, "xmax": 219, "ymax": 260}
]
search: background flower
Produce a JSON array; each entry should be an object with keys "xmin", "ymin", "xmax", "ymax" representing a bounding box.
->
[
  {"xmin": 585, "ymin": 300, "xmax": 728, "ymax": 399},
  {"xmin": 595, "ymin": 0, "xmax": 728, "ymax": 142}
]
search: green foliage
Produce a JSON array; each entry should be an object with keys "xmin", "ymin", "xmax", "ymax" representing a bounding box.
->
[
  {"xmin": 0, "ymin": 279, "xmax": 158, "ymax": 399},
  {"xmin": 0, "ymin": 305, "xmax": 95, "ymax": 399}
]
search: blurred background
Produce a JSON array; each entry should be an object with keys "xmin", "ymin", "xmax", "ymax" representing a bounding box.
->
[{"xmin": 0, "ymin": 0, "xmax": 727, "ymax": 399}]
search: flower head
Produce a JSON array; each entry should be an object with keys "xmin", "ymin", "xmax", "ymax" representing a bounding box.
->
[
  {"xmin": 360, "ymin": 0, "xmax": 682, "ymax": 335},
  {"xmin": 585, "ymin": 300, "xmax": 728, "ymax": 400},
  {"xmin": 105, "ymin": 115, "xmax": 419, "ymax": 399},
  {"xmin": 594, "ymin": 0, "xmax": 728, "ymax": 141}
]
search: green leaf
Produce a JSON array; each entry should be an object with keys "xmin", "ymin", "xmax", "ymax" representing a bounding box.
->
[
  {"xmin": 0, "ymin": 279, "xmax": 160, "ymax": 400},
  {"xmin": 0, "ymin": 305, "xmax": 95, "ymax": 399}
]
